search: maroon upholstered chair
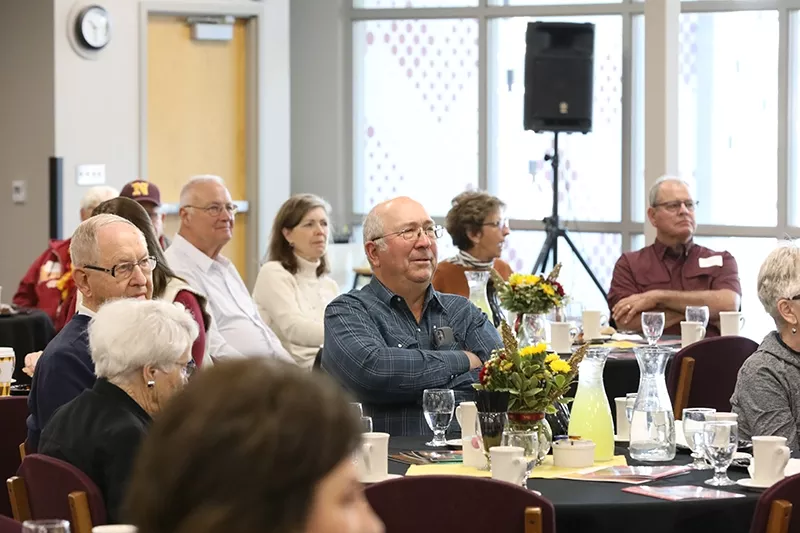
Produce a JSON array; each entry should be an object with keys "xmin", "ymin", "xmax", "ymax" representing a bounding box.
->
[
  {"xmin": 0, "ymin": 397, "xmax": 28, "ymax": 518},
  {"xmin": 667, "ymin": 335, "xmax": 758, "ymax": 416},
  {"xmin": 365, "ymin": 475, "xmax": 556, "ymax": 533},
  {"xmin": 16, "ymin": 454, "xmax": 106, "ymax": 533},
  {"xmin": 0, "ymin": 515, "xmax": 21, "ymax": 533},
  {"xmin": 749, "ymin": 472, "xmax": 800, "ymax": 533}
]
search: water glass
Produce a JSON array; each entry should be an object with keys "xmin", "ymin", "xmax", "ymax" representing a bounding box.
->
[
  {"xmin": 350, "ymin": 402, "xmax": 363, "ymax": 417},
  {"xmin": 423, "ymin": 389, "xmax": 455, "ymax": 447},
  {"xmin": 475, "ymin": 411, "xmax": 508, "ymax": 468},
  {"xmin": 641, "ymin": 312, "xmax": 665, "ymax": 346},
  {"xmin": 682, "ymin": 408, "xmax": 716, "ymax": 470},
  {"xmin": 625, "ymin": 393, "xmax": 637, "ymax": 424},
  {"xmin": 702, "ymin": 420, "xmax": 738, "ymax": 486},
  {"xmin": 501, "ymin": 429, "xmax": 538, "ymax": 486},
  {"xmin": 23, "ymin": 521, "xmax": 71, "ymax": 533},
  {"xmin": 686, "ymin": 306, "xmax": 710, "ymax": 328},
  {"xmin": 360, "ymin": 416, "xmax": 373, "ymax": 433}
]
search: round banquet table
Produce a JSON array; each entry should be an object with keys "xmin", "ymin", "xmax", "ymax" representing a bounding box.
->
[
  {"xmin": 0, "ymin": 309, "xmax": 55, "ymax": 387},
  {"xmin": 386, "ymin": 435, "xmax": 758, "ymax": 533}
]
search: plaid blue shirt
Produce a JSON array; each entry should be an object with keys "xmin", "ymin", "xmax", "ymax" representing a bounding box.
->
[{"xmin": 322, "ymin": 277, "xmax": 502, "ymax": 436}]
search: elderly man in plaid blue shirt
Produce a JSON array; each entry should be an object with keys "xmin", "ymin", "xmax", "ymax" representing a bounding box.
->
[{"xmin": 322, "ymin": 197, "xmax": 502, "ymax": 436}]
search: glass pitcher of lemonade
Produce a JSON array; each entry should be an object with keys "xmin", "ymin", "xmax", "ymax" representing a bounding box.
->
[
  {"xmin": 465, "ymin": 271, "xmax": 492, "ymax": 318},
  {"xmin": 567, "ymin": 347, "xmax": 615, "ymax": 461}
]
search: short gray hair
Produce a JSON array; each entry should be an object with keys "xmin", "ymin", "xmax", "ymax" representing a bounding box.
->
[
  {"xmin": 70, "ymin": 214, "xmax": 140, "ymax": 267},
  {"xmin": 648, "ymin": 175, "xmax": 692, "ymax": 207},
  {"xmin": 90, "ymin": 298, "xmax": 199, "ymax": 382},
  {"xmin": 362, "ymin": 209, "xmax": 387, "ymax": 251},
  {"xmin": 80, "ymin": 186, "xmax": 119, "ymax": 212},
  {"xmin": 179, "ymin": 175, "xmax": 227, "ymax": 207},
  {"xmin": 757, "ymin": 242, "xmax": 800, "ymax": 322}
]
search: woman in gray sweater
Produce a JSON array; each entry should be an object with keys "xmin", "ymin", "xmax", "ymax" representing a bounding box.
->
[{"xmin": 730, "ymin": 244, "xmax": 800, "ymax": 453}]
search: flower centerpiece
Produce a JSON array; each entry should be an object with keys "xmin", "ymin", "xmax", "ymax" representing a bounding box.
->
[
  {"xmin": 474, "ymin": 321, "xmax": 587, "ymax": 463},
  {"xmin": 491, "ymin": 264, "xmax": 566, "ymax": 346}
]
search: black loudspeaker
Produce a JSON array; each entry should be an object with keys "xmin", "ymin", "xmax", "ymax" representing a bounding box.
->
[{"xmin": 523, "ymin": 22, "xmax": 595, "ymax": 133}]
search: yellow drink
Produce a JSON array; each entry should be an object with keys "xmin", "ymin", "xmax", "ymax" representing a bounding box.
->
[{"xmin": 568, "ymin": 383, "xmax": 615, "ymax": 461}]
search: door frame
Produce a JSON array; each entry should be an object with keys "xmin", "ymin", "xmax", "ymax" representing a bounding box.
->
[{"xmin": 138, "ymin": 1, "xmax": 290, "ymax": 288}]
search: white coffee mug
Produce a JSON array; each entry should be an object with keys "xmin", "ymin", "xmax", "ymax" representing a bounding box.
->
[
  {"xmin": 455, "ymin": 401, "xmax": 477, "ymax": 436},
  {"xmin": 680, "ymin": 321, "xmax": 706, "ymax": 348},
  {"xmin": 358, "ymin": 432, "xmax": 390, "ymax": 483},
  {"xmin": 93, "ymin": 526, "xmax": 138, "ymax": 533},
  {"xmin": 752, "ymin": 436, "xmax": 791, "ymax": 486},
  {"xmin": 462, "ymin": 434, "xmax": 488, "ymax": 469},
  {"xmin": 490, "ymin": 446, "xmax": 529, "ymax": 485},
  {"xmin": 550, "ymin": 322, "xmax": 578, "ymax": 354},
  {"xmin": 719, "ymin": 311, "xmax": 746, "ymax": 337},
  {"xmin": 614, "ymin": 397, "xmax": 630, "ymax": 439},
  {"xmin": 582, "ymin": 310, "xmax": 607, "ymax": 340}
]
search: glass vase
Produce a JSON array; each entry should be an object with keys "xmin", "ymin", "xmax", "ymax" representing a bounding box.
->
[
  {"xmin": 507, "ymin": 411, "xmax": 552, "ymax": 465},
  {"xmin": 465, "ymin": 270, "xmax": 492, "ymax": 318},
  {"xmin": 516, "ymin": 313, "xmax": 549, "ymax": 347}
]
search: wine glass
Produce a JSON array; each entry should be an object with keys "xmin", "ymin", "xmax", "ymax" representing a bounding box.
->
[
  {"xmin": 686, "ymin": 306, "xmax": 710, "ymax": 329},
  {"xmin": 682, "ymin": 408, "xmax": 716, "ymax": 470},
  {"xmin": 350, "ymin": 402, "xmax": 363, "ymax": 417},
  {"xmin": 423, "ymin": 389, "xmax": 455, "ymax": 447},
  {"xmin": 501, "ymin": 429, "xmax": 538, "ymax": 486},
  {"xmin": 625, "ymin": 393, "xmax": 637, "ymax": 424},
  {"xmin": 702, "ymin": 420, "xmax": 738, "ymax": 486},
  {"xmin": 22, "ymin": 520, "xmax": 71, "ymax": 532},
  {"xmin": 641, "ymin": 312, "xmax": 665, "ymax": 346}
]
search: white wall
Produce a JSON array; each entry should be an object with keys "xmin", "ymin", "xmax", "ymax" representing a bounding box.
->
[
  {"xmin": 290, "ymin": 0, "xmax": 350, "ymax": 229},
  {"xmin": 0, "ymin": 0, "xmax": 55, "ymax": 300}
]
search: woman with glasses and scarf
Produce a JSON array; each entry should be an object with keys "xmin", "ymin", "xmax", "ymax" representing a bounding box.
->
[{"xmin": 432, "ymin": 191, "xmax": 512, "ymax": 327}]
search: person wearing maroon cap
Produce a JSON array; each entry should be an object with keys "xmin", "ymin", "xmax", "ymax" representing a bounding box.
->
[{"xmin": 120, "ymin": 180, "xmax": 171, "ymax": 250}]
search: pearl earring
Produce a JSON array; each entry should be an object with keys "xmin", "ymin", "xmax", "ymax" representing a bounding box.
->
[{"xmin": 147, "ymin": 380, "xmax": 155, "ymax": 388}]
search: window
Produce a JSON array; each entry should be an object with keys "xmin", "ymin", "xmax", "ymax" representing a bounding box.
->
[
  {"xmin": 693, "ymin": 236, "xmax": 777, "ymax": 341},
  {"xmin": 633, "ymin": 11, "xmax": 779, "ymax": 225},
  {"xmin": 790, "ymin": 11, "xmax": 800, "ymax": 225},
  {"xmin": 490, "ymin": 0, "xmax": 617, "ymax": 4},
  {"xmin": 489, "ymin": 16, "xmax": 623, "ymax": 222},
  {"xmin": 354, "ymin": 0, "xmax": 477, "ymax": 7},
  {"xmin": 353, "ymin": 19, "xmax": 480, "ymax": 217},
  {"xmin": 557, "ymin": 232, "xmax": 621, "ymax": 313}
]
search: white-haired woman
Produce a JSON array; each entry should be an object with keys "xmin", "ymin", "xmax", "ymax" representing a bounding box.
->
[
  {"xmin": 38, "ymin": 298, "xmax": 198, "ymax": 524},
  {"xmin": 731, "ymin": 244, "xmax": 800, "ymax": 453}
]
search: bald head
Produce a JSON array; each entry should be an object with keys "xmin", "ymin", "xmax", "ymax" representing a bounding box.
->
[{"xmin": 363, "ymin": 197, "xmax": 422, "ymax": 245}]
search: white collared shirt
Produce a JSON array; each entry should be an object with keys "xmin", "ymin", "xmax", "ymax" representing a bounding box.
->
[{"xmin": 164, "ymin": 234, "xmax": 294, "ymax": 363}]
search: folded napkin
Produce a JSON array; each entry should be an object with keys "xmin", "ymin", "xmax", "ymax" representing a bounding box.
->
[
  {"xmin": 611, "ymin": 333, "xmax": 644, "ymax": 342},
  {"xmin": 405, "ymin": 455, "xmax": 628, "ymax": 479}
]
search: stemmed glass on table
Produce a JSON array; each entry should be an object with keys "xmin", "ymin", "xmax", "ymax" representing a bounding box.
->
[
  {"xmin": 682, "ymin": 408, "xmax": 716, "ymax": 470},
  {"xmin": 501, "ymin": 429, "xmax": 539, "ymax": 486},
  {"xmin": 702, "ymin": 420, "xmax": 738, "ymax": 486},
  {"xmin": 686, "ymin": 306, "xmax": 710, "ymax": 329},
  {"xmin": 641, "ymin": 312, "xmax": 665, "ymax": 346},
  {"xmin": 423, "ymin": 389, "xmax": 455, "ymax": 447}
]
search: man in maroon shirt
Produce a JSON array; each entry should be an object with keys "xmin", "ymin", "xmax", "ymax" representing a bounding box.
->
[{"xmin": 607, "ymin": 177, "xmax": 741, "ymax": 336}]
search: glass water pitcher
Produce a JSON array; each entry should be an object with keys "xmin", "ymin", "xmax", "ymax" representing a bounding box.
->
[{"xmin": 629, "ymin": 346, "xmax": 676, "ymax": 462}]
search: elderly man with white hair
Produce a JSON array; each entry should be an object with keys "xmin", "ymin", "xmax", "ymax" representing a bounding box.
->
[
  {"xmin": 731, "ymin": 244, "xmax": 800, "ymax": 453},
  {"xmin": 165, "ymin": 175, "xmax": 292, "ymax": 362},
  {"xmin": 27, "ymin": 213, "xmax": 154, "ymax": 450},
  {"xmin": 13, "ymin": 185, "xmax": 119, "ymax": 330},
  {"xmin": 607, "ymin": 176, "xmax": 741, "ymax": 336},
  {"xmin": 39, "ymin": 298, "xmax": 197, "ymax": 524}
]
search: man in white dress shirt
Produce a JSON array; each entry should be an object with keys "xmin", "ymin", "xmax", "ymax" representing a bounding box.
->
[{"xmin": 165, "ymin": 175, "xmax": 293, "ymax": 362}]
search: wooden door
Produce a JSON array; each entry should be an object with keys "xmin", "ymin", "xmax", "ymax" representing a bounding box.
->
[{"xmin": 147, "ymin": 16, "xmax": 250, "ymax": 280}]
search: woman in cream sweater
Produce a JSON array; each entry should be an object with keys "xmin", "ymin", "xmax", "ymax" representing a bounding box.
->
[{"xmin": 253, "ymin": 194, "xmax": 339, "ymax": 369}]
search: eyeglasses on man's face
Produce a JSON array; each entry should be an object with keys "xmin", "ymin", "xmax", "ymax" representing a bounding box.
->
[
  {"xmin": 371, "ymin": 224, "xmax": 444, "ymax": 243},
  {"xmin": 83, "ymin": 256, "xmax": 157, "ymax": 279},
  {"xmin": 652, "ymin": 200, "xmax": 698, "ymax": 213},
  {"xmin": 183, "ymin": 203, "xmax": 238, "ymax": 217}
]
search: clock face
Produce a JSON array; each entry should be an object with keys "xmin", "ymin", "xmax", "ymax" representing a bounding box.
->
[{"xmin": 79, "ymin": 6, "xmax": 111, "ymax": 50}]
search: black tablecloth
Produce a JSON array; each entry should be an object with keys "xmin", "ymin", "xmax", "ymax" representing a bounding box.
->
[
  {"xmin": 0, "ymin": 310, "xmax": 55, "ymax": 386},
  {"xmin": 387, "ymin": 436, "xmax": 758, "ymax": 533}
]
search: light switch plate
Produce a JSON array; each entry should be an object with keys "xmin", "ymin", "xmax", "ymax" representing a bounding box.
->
[
  {"xmin": 11, "ymin": 180, "xmax": 26, "ymax": 204},
  {"xmin": 76, "ymin": 164, "xmax": 106, "ymax": 186}
]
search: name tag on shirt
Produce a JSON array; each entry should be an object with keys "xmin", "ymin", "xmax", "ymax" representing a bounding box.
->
[{"xmin": 698, "ymin": 255, "xmax": 723, "ymax": 268}]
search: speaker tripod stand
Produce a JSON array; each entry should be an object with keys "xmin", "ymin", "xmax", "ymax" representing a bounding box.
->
[{"xmin": 531, "ymin": 131, "xmax": 608, "ymax": 300}]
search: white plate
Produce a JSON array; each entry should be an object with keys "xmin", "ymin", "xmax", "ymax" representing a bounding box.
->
[
  {"xmin": 361, "ymin": 473, "xmax": 402, "ymax": 484},
  {"xmin": 445, "ymin": 438, "xmax": 462, "ymax": 448},
  {"xmin": 737, "ymin": 478, "xmax": 771, "ymax": 490}
]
